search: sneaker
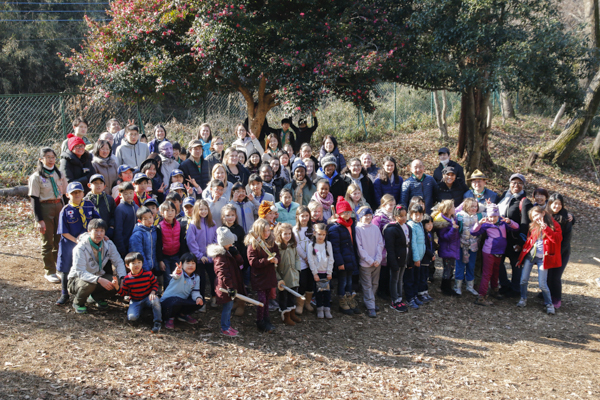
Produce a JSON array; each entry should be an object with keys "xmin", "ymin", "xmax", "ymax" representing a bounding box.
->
[
  {"xmin": 165, "ymin": 318, "xmax": 175, "ymax": 329},
  {"xmin": 367, "ymin": 309, "xmax": 377, "ymax": 318},
  {"xmin": 395, "ymin": 302, "xmax": 408, "ymax": 312},
  {"xmin": 199, "ymin": 304, "xmax": 207, "ymax": 313},
  {"xmin": 221, "ymin": 328, "xmax": 238, "ymax": 337},
  {"xmin": 516, "ymin": 298, "xmax": 527, "ymax": 307},
  {"xmin": 56, "ymin": 294, "xmax": 69, "ymax": 305},
  {"xmin": 546, "ymin": 304, "xmax": 556, "ymax": 315},
  {"xmin": 45, "ymin": 274, "xmax": 61, "ymax": 283},
  {"xmin": 423, "ymin": 293, "xmax": 434, "ymax": 302},
  {"xmin": 72, "ymin": 303, "xmax": 87, "ymax": 314},
  {"xmin": 210, "ymin": 297, "xmax": 218, "ymax": 308},
  {"xmin": 229, "ymin": 327, "xmax": 239, "ymax": 335},
  {"xmin": 268, "ymin": 299, "xmax": 279, "ymax": 312},
  {"xmin": 553, "ymin": 300, "xmax": 562, "ymax": 309},
  {"xmin": 407, "ymin": 298, "xmax": 419, "ymax": 309},
  {"xmin": 151, "ymin": 322, "xmax": 161, "ymax": 334},
  {"xmin": 414, "ymin": 296, "xmax": 423, "ymax": 306},
  {"xmin": 96, "ymin": 300, "xmax": 109, "ymax": 310},
  {"xmin": 177, "ymin": 314, "xmax": 198, "ymax": 324}
]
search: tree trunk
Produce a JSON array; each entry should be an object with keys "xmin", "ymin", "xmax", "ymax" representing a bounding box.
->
[
  {"xmin": 592, "ymin": 128, "xmax": 600, "ymax": 156},
  {"xmin": 433, "ymin": 91, "xmax": 448, "ymax": 139},
  {"xmin": 457, "ymin": 86, "xmax": 493, "ymax": 175},
  {"xmin": 238, "ymin": 76, "xmax": 276, "ymax": 139},
  {"xmin": 550, "ymin": 103, "xmax": 567, "ymax": 129},
  {"xmin": 540, "ymin": 67, "xmax": 600, "ymax": 164},
  {"xmin": 500, "ymin": 89, "xmax": 516, "ymax": 120}
]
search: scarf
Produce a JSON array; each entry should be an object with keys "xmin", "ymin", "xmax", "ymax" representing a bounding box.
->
[
  {"xmin": 43, "ymin": 168, "xmax": 61, "ymax": 198},
  {"xmin": 336, "ymin": 216, "xmax": 353, "ymax": 228},
  {"xmin": 293, "ymin": 179, "xmax": 306, "ymax": 204},
  {"xmin": 70, "ymin": 201, "xmax": 88, "ymax": 229},
  {"xmin": 200, "ymin": 139, "xmax": 212, "ymax": 158},
  {"xmin": 135, "ymin": 191, "xmax": 147, "ymax": 206},
  {"xmin": 472, "ymin": 188, "xmax": 486, "ymax": 201},
  {"xmin": 89, "ymin": 238, "xmax": 103, "ymax": 268},
  {"xmin": 498, "ymin": 190, "xmax": 524, "ymax": 217},
  {"xmin": 312, "ymin": 191, "xmax": 333, "ymax": 210}
]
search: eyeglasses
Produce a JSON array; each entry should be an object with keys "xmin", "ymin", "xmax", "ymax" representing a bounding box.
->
[
  {"xmin": 510, "ymin": 181, "xmax": 523, "ymax": 186},
  {"xmin": 73, "ymin": 145, "xmax": 86, "ymax": 150},
  {"xmin": 43, "ymin": 156, "xmax": 56, "ymax": 160},
  {"xmin": 215, "ymin": 142, "xmax": 224, "ymax": 146}
]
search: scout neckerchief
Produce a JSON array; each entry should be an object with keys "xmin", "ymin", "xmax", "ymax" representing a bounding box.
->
[
  {"xmin": 93, "ymin": 193, "xmax": 111, "ymax": 213},
  {"xmin": 153, "ymin": 214, "xmax": 160, "ymax": 226},
  {"xmin": 89, "ymin": 238, "xmax": 103, "ymax": 268},
  {"xmin": 70, "ymin": 200, "xmax": 88, "ymax": 229},
  {"xmin": 135, "ymin": 191, "xmax": 147, "ymax": 206},
  {"xmin": 43, "ymin": 168, "xmax": 60, "ymax": 198}
]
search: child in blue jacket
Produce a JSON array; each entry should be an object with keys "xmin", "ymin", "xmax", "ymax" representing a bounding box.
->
[
  {"xmin": 161, "ymin": 252, "xmax": 204, "ymax": 329},
  {"xmin": 129, "ymin": 206, "xmax": 158, "ymax": 272},
  {"xmin": 406, "ymin": 205, "xmax": 426, "ymax": 309},
  {"xmin": 113, "ymin": 182, "xmax": 139, "ymax": 257}
]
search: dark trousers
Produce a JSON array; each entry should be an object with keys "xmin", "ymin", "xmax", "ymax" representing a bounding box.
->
[
  {"xmin": 198, "ymin": 262, "xmax": 216, "ymax": 298},
  {"xmin": 403, "ymin": 265, "xmax": 418, "ymax": 300},
  {"xmin": 298, "ymin": 268, "xmax": 313, "ymax": 294},
  {"xmin": 377, "ymin": 265, "xmax": 391, "ymax": 298},
  {"xmin": 278, "ymin": 286, "xmax": 298, "ymax": 311},
  {"xmin": 500, "ymin": 251, "xmax": 521, "ymax": 292},
  {"xmin": 547, "ymin": 251, "xmax": 570, "ymax": 301},
  {"xmin": 161, "ymin": 296, "xmax": 200, "ymax": 320},
  {"xmin": 418, "ymin": 263, "xmax": 429, "ymax": 293},
  {"xmin": 315, "ymin": 273, "xmax": 331, "ymax": 307}
]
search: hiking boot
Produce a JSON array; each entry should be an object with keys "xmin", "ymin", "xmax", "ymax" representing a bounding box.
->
[
  {"xmin": 338, "ymin": 295, "xmax": 353, "ymax": 315},
  {"xmin": 165, "ymin": 318, "xmax": 175, "ymax": 329},
  {"xmin": 151, "ymin": 321, "xmax": 162, "ymax": 334},
  {"xmin": 516, "ymin": 298, "xmax": 527, "ymax": 307},
  {"xmin": 466, "ymin": 281, "xmax": 479, "ymax": 296},
  {"xmin": 474, "ymin": 295, "xmax": 493, "ymax": 306},
  {"xmin": 367, "ymin": 309, "xmax": 377, "ymax": 318},
  {"xmin": 349, "ymin": 293, "xmax": 361, "ymax": 314},
  {"xmin": 317, "ymin": 307, "xmax": 324, "ymax": 319},
  {"xmin": 72, "ymin": 303, "xmax": 87, "ymax": 314},
  {"xmin": 489, "ymin": 288, "xmax": 504, "ymax": 300},
  {"xmin": 304, "ymin": 292, "xmax": 315, "ymax": 312},
  {"xmin": 546, "ymin": 304, "xmax": 556, "ymax": 315},
  {"xmin": 177, "ymin": 314, "xmax": 198, "ymax": 324},
  {"xmin": 56, "ymin": 294, "xmax": 69, "ymax": 305}
]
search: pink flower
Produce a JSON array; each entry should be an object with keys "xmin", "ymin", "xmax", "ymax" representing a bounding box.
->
[{"xmin": 300, "ymin": 13, "xmax": 304, "ymax": 16}]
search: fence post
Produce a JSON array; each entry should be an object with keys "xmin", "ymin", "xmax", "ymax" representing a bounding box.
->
[
  {"xmin": 393, "ymin": 83, "xmax": 397, "ymax": 130},
  {"xmin": 430, "ymin": 92, "xmax": 434, "ymax": 119},
  {"xmin": 203, "ymin": 94, "xmax": 207, "ymax": 122},
  {"xmin": 515, "ymin": 91, "xmax": 519, "ymax": 113},
  {"xmin": 60, "ymin": 95, "xmax": 67, "ymax": 139},
  {"xmin": 136, "ymin": 99, "xmax": 145, "ymax": 135}
]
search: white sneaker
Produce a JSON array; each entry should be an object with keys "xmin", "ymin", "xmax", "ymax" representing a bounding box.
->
[
  {"xmin": 45, "ymin": 274, "xmax": 61, "ymax": 283},
  {"xmin": 199, "ymin": 304, "xmax": 207, "ymax": 313},
  {"xmin": 454, "ymin": 281, "xmax": 462, "ymax": 295},
  {"xmin": 516, "ymin": 298, "xmax": 527, "ymax": 307},
  {"xmin": 546, "ymin": 304, "xmax": 555, "ymax": 315}
]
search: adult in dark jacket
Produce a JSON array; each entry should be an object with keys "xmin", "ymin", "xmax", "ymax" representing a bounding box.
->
[
  {"xmin": 342, "ymin": 157, "xmax": 377, "ymax": 210},
  {"xmin": 436, "ymin": 166, "xmax": 468, "ymax": 207},
  {"xmin": 315, "ymin": 154, "xmax": 350, "ymax": 206},
  {"xmin": 374, "ymin": 156, "xmax": 403, "ymax": 206},
  {"xmin": 203, "ymin": 138, "xmax": 225, "ymax": 188},
  {"xmin": 59, "ymin": 134, "xmax": 96, "ymax": 193},
  {"xmin": 433, "ymin": 147, "xmax": 466, "ymax": 183},
  {"xmin": 284, "ymin": 159, "xmax": 317, "ymax": 206},
  {"xmin": 180, "ymin": 140, "xmax": 208, "ymax": 191},
  {"xmin": 496, "ymin": 173, "xmax": 533, "ymax": 296},
  {"xmin": 547, "ymin": 193, "xmax": 575, "ymax": 308},
  {"xmin": 401, "ymin": 159, "xmax": 439, "ymax": 214},
  {"xmin": 140, "ymin": 157, "xmax": 165, "ymax": 203},
  {"xmin": 277, "ymin": 118, "xmax": 298, "ymax": 153},
  {"xmin": 84, "ymin": 174, "xmax": 116, "ymax": 238},
  {"xmin": 223, "ymin": 147, "xmax": 250, "ymax": 187},
  {"xmin": 360, "ymin": 152, "xmax": 379, "ymax": 182},
  {"xmin": 294, "ymin": 112, "xmax": 318, "ymax": 152},
  {"xmin": 318, "ymin": 135, "xmax": 346, "ymax": 173}
]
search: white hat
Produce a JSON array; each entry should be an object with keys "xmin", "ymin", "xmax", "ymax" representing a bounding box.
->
[{"xmin": 217, "ymin": 226, "xmax": 237, "ymax": 247}]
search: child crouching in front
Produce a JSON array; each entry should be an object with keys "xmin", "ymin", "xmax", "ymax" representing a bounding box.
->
[
  {"xmin": 113, "ymin": 252, "xmax": 162, "ymax": 333},
  {"xmin": 307, "ymin": 223, "xmax": 334, "ymax": 319},
  {"xmin": 160, "ymin": 253, "xmax": 204, "ymax": 329},
  {"xmin": 355, "ymin": 206, "xmax": 384, "ymax": 318},
  {"xmin": 209, "ymin": 227, "xmax": 246, "ymax": 337},
  {"xmin": 274, "ymin": 223, "xmax": 302, "ymax": 326}
]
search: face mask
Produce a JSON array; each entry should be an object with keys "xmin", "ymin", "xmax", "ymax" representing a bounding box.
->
[{"xmin": 159, "ymin": 143, "xmax": 174, "ymax": 159}]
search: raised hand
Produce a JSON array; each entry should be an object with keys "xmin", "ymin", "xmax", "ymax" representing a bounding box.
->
[
  {"xmin": 174, "ymin": 262, "xmax": 183, "ymax": 275},
  {"xmin": 248, "ymin": 130, "xmax": 257, "ymax": 140},
  {"xmin": 158, "ymin": 182, "xmax": 166, "ymax": 193}
]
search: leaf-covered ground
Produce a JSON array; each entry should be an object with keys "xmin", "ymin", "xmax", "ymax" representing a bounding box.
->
[{"xmin": 2, "ymin": 116, "xmax": 600, "ymax": 399}]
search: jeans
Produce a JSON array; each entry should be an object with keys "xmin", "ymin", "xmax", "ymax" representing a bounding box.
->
[
  {"xmin": 455, "ymin": 250, "xmax": 477, "ymax": 281},
  {"xmin": 520, "ymin": 255, "xmax": 551, "ymax": 305},
  {"xmin": 162, "ymin": 255, "xmax": 180, "ymax": 289},
  {"xmin": 389, "ymin": 266, "xmax": 406, "ymax": 302},
  {"xmin": 359, "ymin": 265, "xmax": 381, "ymax": 310},
  {"xmin": 337, "ymin": 269, "xmax": 353, "ymax": 296},
  {"xmin": 128, "ymin": 296, "xmax": 162, "ymax": 323},
  {"xmin": 221, "ymin": 300, "xmax": 234, "ymax": 331},
  {"xmin": 418, "ymin": 263, "xmax": 429, "ymax": 293},
  {"xmin": 547, "ymin": 251, "xmax": 569, "ymax": 301}
]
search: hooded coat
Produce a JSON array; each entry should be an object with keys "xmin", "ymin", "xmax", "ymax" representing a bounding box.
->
[
  {"xmin": 59, "ymin": 150, "xmax": 96, "ymax": 190},
  {"xmin": 209, "ymin": 244, "xmax": 246, "ymax": 304},
  {"xmin": 433, "ymin": 213, "xmax": 460, "ymax": 260},
  {"xmin": 67, "ymin": 232, "xmax": 127, "ymax": 283},
  {"xmin": 115, "ymin": 139, "xmax": 150, "ymax": 169},
  {"xmin": 129, "ymin": 223, "xmax": 158, "ymax": 272}
]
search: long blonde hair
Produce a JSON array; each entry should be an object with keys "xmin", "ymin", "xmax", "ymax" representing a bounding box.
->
[
  {"xmin": 274, "ymin": 223, "xmax": 296, "ymax": 249},
  {"xmin": 244, "ymin": 218, "xmax": 274, "ymax": 249},
  {"xmin": 437, "ymin": 199, "xmax": 455, "ymax": 218},
  {"xmin": 379, "ymin": 193, "xmax": 395, "ymax": 209},
  {"xmin": 191, "ymin": 199, "xmax": 215, "ymax": 228},
  {"xmin": 345, "ymin": 183, "xmax": 367, "ymax": 210}
]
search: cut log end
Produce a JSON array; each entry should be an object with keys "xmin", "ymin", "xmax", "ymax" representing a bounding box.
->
[{"xmin": 526, "ymin": 152, "xmax": 539, "ymax": 169}]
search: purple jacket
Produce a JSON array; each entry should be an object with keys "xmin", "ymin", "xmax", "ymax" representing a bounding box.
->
[
  {"xmin": 435, "ymin": 214, "xmax": 460, "ymax": 260},
  {"xmin": 372, "ymin": 209, "xmax": 393, "ymax": 266},
  {"xmin": 186, "ymin": 218, "xmax": 218, "ymax": 262},
  {"xmin": 470, "ymin": 219, "xmax": 519, "ymax": 255}
]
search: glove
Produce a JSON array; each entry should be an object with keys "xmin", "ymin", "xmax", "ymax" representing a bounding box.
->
[
  {"xmin": 229, "ymin": 245, "xmax": 239, "ymax": 257},
  {"xmin": 227, "ymin": 288, "xmax": 237, "ymax": 298}
]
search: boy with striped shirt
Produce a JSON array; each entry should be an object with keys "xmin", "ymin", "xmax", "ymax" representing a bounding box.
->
[{"xmin": 112, "ymin": 252, "xmax": 162, "ymax": 333}]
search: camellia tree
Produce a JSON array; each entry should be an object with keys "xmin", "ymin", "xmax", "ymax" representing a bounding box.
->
[{"xmin": 63, "ymin": 0, "xmax": 410, "ymax": 135}]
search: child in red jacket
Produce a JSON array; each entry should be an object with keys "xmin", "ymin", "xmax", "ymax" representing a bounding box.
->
[
  {"xmin": 209, "ymin": 227, "xmax": 246, "ymax": 337},
  {"xmin": 516, "ymin": 206, "xmax": 562, "ymax": 315}
]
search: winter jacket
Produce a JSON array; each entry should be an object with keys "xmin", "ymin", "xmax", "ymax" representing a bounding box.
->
[
  {"xmin": 276, "ymin": 245, "xmax": 301, "ymax": 287},
  {"xmin": 203, "ymin": 151, "xmax": 223, "ymax": 186},
  {"xmin": 463, "ymin": 188, "xmax": 499, "ymax": 204},
  {"xmin": 327, "ymin": 220, "xmax": 359, "ymax": 272},
  {"xmin": 84, "ymin": 191, "xmax": 116, "ymax": 238},
  {"xmin": 92, "ymin": 155, "xmax": 119, "ymax": 193},
  {"xmin": 437, "ymin": 180, "xmax": 469, "ymax": 207},
  {"xmin": 295, "ymin": 117, "xmax": 318, "ymax": 151},
  {"xmin": 161, "ymin": 270, "xmax": 201, "ymax": 302},
  {"xmin": 355, "ymin": 222, "xmax": 384, "ymax": 268},
  {"xmin": 365, "ymin": 165, "xmax": 379, "ymax": 182},
  {"xmin": 433, "ymin": 160, "xmax": 466, "ymax": 183},
  {"xmin": 497, "ymin": 190, "xmax": 533, "ymax": 255},
  {"xmin": 318, "ymin": 146, "xmax": 346, "ymax": 172},
  {"xmin": 401, "ymin": 174, "xmax": 439, "ymax": 214},
  {"xmin": 276, "ymin": 201, "xmax": 300, "ymax": 225},
  {"xmin": 160, "ymin": 155, "xmax": 180, "ymax": 187},
  {"xmin": 374, "ymin": 175, "xmax": 403, "ymax": 206},
  {"xmin": 209, "ymin": 244, "xmax": 246, "ymax": 304},
  {"xmin": 186, "ymin": 218, "xmax": 218, "ymax": 262},
  {"xmin": 307, "ymin": 241, "xmax": 334, "ymax": 275},
  {"xmin": 293, "ymin": 226, "xmax": 312, "ymax": 271},
  {"xmin": 158, "ymin": 219, "xmax": 181, "ymax": 257},
  {"xmin": 113, "ymin": 201, "xmax": 139, "ymax": 256},
  {"xmin": 372, "ymin": 209, "xmax": 393, "ymax": 266},
  {"xmin": 247, "ymin": 241, "xmax": 281, "ymax": 291},
  {"xmin": 226, "ymin": 163, "xmax": 251, "ymax": 187},
  {"xmin": 180, "ymin": 157, "xmax": 208, "ymax": 190},
  {"xmin": 433, "ymin": 213, "xmax": 460, "ymax": 260},
  {"xmin": 224, "ymin": 223, "xmax": 248, "ymax": 268},
  {"xmin": 283, "ymin": 179, "xmax": 317, "ymax": 206},
  {"xmin": 422, "ymin": 230, "xmax": 437, "ymax": 266},
  {"xmin": 383, "ymin": 222, "xmax": 412, "ymax": 272},
  {"xmin": 230, "ymin": 198, "xmax": 260, "ymax": 232},
  {"xmin": 67, "ymin": 233, "xmax": 127, "ymax": 283},
  {"xmin": 457, "ymin": 210, "xmax": 482, "ymax": 253},
  {"xmin": 116, "ymin": 139, "xmax": 150, "ymax": 169},
  {"xmin": 148, "ymin": 138, "xmax": 170, "ymax": 154},
  {"xmin": 517, "ymin": 222, "xmax": 563, "ymax": 269},
  {"xmin": 315, "ymin": 168, "xmax": 351, "ymax": 206},
  {"xmin": 129, "ymin": 223, "xmax": 158, "ymax": 272},
  {"xmin": 59, "ymin": 150, "xmax": 96, "ymax": 190},
  {"xmin": 470, "ymin": 219, "xmax": 519, "ymax": 255},
  {"xmin": 551, "ymin": 208, "xmax": 574, "ymax": 256},
  {"xmin": 407, "ymin": 220, "xmax": 426, "ymax": 263},
  {"xmin": 232, "ymin": 136, "xmax": 264, "ymax": 158}
]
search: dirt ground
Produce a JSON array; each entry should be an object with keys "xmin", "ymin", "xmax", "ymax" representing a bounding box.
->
[{"xmin": 2, "ymin": 117, "xmax": 600, "ymax": 399}]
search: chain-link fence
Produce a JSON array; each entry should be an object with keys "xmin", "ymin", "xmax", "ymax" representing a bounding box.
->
[{"xmin": 0, "ymin": 83, "xmax": 559, "ymax": 177}]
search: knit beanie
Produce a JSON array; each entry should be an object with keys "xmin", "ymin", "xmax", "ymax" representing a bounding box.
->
[
  {"xmin": 487, "ymin": 203, "xmax": 500, "ymax": 217},
  {"xmin": 321, "ymin": 154, "xmax": 337, "ymax": 169},
  {"xmin": 335, "ymin": 196, "xmax": 352, "ymax": 214},
  {"xmin": 292, "ymin": 158, "xmax": 306, "ymax": 174},
  {"xmin": 258, "ymin": 200, "xmax": 276, "ymax": 219},
  {"xmin": 216, "ymin": 226, "xmax": 237, "ymax": 247},
  {"xmin": 67, "ymin": 133, "xmax": 86, "ymax": 152}
]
